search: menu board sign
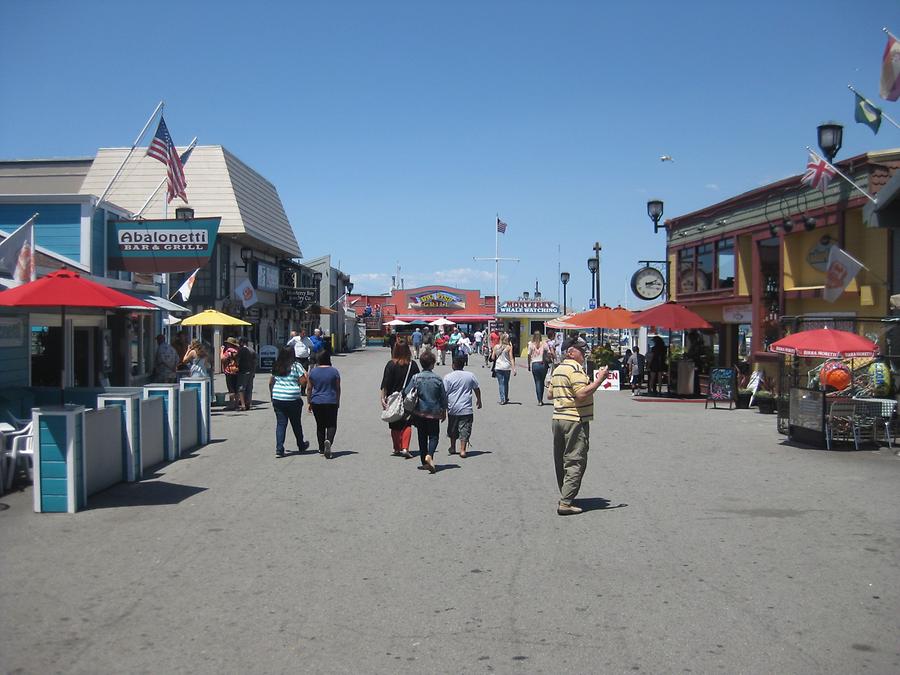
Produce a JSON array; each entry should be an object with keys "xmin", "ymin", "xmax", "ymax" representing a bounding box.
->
[{"xmin": 706, "ymin": 367, "xmax": 736, "ymax": 409}]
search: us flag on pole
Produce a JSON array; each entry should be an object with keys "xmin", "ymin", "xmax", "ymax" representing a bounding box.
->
[
  {"xmin": 146, "ymin": 116, "xmax": 188, "ymax": 203},
  {"xmin": 496, "ymin": 217, "xmax": 508, "ymax": 233},
  {"xmin": 800, "ymin": 152, "xmax": 836, "ymax": 193}
]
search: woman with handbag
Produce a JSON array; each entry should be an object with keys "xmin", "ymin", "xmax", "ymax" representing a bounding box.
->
[
  {"xmin": 491, "ymin": 333, "xmax": 516, "ymax": 405},
  {"xmin": 269, "ymin": 347, "xmax": 310, "ymax": 458},
  {"xmin": 380, "ymin": 339, "xmax": 419, "ymax": 458},
  {"xmin": 403, "ymin": 350, "xmax": 447, "ymax": 474},
  {"xmin": 527, "ymin": 330, "xmax": 551, "ymax": 405}
]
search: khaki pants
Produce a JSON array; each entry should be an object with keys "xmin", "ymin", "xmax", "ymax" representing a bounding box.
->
[{"xmin": 552, "ymin": 419, "xmax": 590, "ymax": 505}]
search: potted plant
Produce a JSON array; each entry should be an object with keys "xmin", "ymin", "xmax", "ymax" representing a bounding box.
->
[
  {"xmin": 736, "ymin": 388, "xmax": 753, "ymax": 409},
  {"xmin": 754, "ymin": 390, "xmax": 777, "ymax": 414}
]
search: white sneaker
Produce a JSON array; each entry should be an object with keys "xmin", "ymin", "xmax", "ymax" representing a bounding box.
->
[{"xmin": 324, "ymin": 439, "xmax": 332, "ymax": 459}]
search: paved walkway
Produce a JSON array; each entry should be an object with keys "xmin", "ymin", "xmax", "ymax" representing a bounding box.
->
[{"xmin": 1, "ymin": 348, "xmax": 899, "ymax": 673}]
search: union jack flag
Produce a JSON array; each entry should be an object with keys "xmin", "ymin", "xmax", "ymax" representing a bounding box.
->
[
  {"xmin": 801, "ymin": 152, "xmax": 836, "ymax": 193},
  {"xmin": 147, "ymin": 116, "xmax": 188, "ymax": 203},
  {"xmin": 497, "ymin": 217, "xmax": 508, "ymax": 233}
]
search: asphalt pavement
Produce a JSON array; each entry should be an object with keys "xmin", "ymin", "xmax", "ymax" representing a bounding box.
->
[{"xmin": 1, "ymin": 347, "xmax": 899, "ymax": 674}]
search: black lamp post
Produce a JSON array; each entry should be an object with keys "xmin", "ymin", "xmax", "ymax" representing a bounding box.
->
[
  {"xmin": 587, "ymin": 256, "xmax": 599, "ymax": 307},
  {"xmin": 817, "ymin": 122, "xmax": 843, "ymax": 163},
  {"xmin": 647, "ymin": 199, "xmax": 664, "ymax": 233},
  {"xmin": 560, "ymin": 271, "xmax": 569, "ymax": 314}
]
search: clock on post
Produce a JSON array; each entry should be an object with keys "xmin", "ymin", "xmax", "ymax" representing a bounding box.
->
[{"xmin": 630, "ymin": 266, "xmax": 665, "ymax": 300}]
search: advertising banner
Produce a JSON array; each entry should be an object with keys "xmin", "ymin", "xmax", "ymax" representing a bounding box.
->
[
  {"xmin": 107, "ymin": 217, "xmax": 220, "ymax": 273},
  {"xmin": 408, "ymin": 290, "xmax": 466, "ymax": 310},
  {"xmin": 497, "ymin": 300, "xmax": 560, "ymax": 314}
]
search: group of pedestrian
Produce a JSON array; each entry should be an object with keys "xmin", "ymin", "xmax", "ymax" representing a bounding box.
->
[
  {"xmin": 220, "ymin": 337, "xmax": 257, "ymax": 411},
  {"xmin": 268, "ymin": 333, "xmax": 342, "ymax": 459},
  {"xmin": 380, "ymin": 338, "xmax": 481, "ymax": 473}
]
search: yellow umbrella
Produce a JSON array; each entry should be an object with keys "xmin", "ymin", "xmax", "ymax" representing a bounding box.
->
[{"xmin": 181, "ymin": 309, "xmax": 251, "ymax": 326}]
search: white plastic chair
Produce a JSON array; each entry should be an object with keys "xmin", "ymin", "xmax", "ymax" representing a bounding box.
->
[{"xmin": 4, "ymin": 422, "xmax": 33, "ymax": 490}]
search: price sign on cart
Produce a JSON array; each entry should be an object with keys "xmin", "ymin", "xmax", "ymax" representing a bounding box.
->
[{"xmin": 597, "ymin": 369, "xmax": 620, "ymax": 391}]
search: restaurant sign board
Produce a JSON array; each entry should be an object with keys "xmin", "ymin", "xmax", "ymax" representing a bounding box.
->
[
  {"xmin": 107, "ymin": 217, "xmax": 220, "ymax": 273},
  {"xmin": 408, "ymin": 290, "xmax": 466, "ymax": 310}
]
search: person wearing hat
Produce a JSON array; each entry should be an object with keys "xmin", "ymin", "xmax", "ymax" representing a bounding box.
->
[
  {"xmin": 547, "ymin": 336, "xmax": 608, "ymax": 516},
  {"xmin": 221, "ymin": 337, "xmax": 241, "ymax": 410}
]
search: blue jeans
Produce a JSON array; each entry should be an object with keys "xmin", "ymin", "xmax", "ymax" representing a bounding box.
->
[
  {"xmin": 531, "ymin": 363, "xmax": 547, "ymax": 403},
  {"xmin": 414, "ymin": 416, "xmax": 440, "ymax": 462},
  {"xmin": 273, "ymin": 398, "xmax": 305, "ymax": 454},
  {"xmin": 496, "ymin": 369, "xmax": 511, "ymax": 403}
]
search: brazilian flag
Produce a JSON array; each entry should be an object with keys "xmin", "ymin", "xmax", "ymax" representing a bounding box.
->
[{"xmin": 854, "ymin": 93, "xmax": 882, "ymax": 134}]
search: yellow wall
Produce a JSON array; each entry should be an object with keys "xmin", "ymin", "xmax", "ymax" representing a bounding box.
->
[
  {"xmin": 736, "ymin": 234, "xmax": 752, "ymax": 296},
  {"xmin": 667, "ymin": 251, "xmax": 676, "ymax": 301}
]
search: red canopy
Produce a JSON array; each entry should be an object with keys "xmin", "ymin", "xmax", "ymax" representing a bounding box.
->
[
  {"xmin": 556, "ymin": 305, "xmax": 639, "ymax": 329},
  {"xmin": 769, "ymin": 328, "xmax": 878, "ymax": 358},
  {"xmin": 631, "ymin": 301, "xmax": 712, "ymax": 330},
  {"xmin": 0, "ymin": 269, "xmax": 155, "ymax": 309}
]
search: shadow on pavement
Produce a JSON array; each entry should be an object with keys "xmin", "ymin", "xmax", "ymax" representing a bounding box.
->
[
  {"xmin": 87, "ymin": 481, "xmax": 207, "ymax": 509},
  {"xmin": 434, "ymin": 463, "xmax": 461, "ymax": 472},
  {"xmin": 460, "ymin": 449, "xmax": 492, "ymax": 458},
  {"xmin": 576, "ymin": 497, "xmax": 628, "ymax": 512},
  {"xmin": 327, "ymin": 450, "xmax": 358, "ymax": 459}
]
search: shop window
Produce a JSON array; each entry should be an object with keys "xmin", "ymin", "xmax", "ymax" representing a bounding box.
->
[
  {"xmin": 717, "ymin": 239, "xmax": 735, "ymax": 289},
  {"xmin": 678, "ymin": 248, "xmax": 695, "ymax": 294},
  {"xmin": 696, "ymin": 244, "xmax": 714, "ymax": 292}
]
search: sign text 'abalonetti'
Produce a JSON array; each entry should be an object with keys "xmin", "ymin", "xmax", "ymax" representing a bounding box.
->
[{"xmin": 107, "ymin": 217, "xmax": 221, "ymax": 273}]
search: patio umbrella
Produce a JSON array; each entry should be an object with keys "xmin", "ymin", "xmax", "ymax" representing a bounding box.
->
[
  {"xmin": 0, "ymin": 268, "xmax": 156, "ymax": 392},
  {"xmin": 429, "ymin": 317, "xmax": 456, "ymax": 327},
  {"xmin": 181, "ymin": 309, "xmax": 251, "ymax": 326},
  {"xmin": 630, "ymin": 301, "xmax": 712, "ymax": 330},
  {"xmin": 546, "ymin": 313, "xmax": 578, "ymax": 329},
  {"xmin": 769, "ymin": 328, "xmax": 878, "ymax": 358},
  {"xmin": 383, "ymin": 319, "xmax": 409, "ymax": 326},
  {"xmin": 559, "ymin": 305, "xmax": 639, "ymax": 329}
]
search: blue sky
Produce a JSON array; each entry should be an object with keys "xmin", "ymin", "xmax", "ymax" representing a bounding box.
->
[{"xmin": 1, "ymin": 1, "xmax": 898, "ymax": 310}]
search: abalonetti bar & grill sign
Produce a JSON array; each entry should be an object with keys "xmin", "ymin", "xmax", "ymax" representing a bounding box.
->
[{"xmin": 107, "ymin": 217, "xmax": 220, "ymax": 273}]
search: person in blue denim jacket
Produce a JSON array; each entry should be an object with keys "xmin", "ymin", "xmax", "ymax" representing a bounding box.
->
[{"xmin": 404, "ymin": 350, "xmax": 448, "ymax": 473}]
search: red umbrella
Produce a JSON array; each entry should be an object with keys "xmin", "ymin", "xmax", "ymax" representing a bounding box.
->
[
  {"xmin": 0, "ymin": 269, "xmax": 156, "ymax": 391},
  {"xmin": 769, "ymin": 328, "xmax": 878, "ymax": 358},
  {"xmin": 630, "ymin": 301, "xmax": 712, "ymax": 330},
  {"xmin": 0, "ymin": 269, "xmax": 155, "ymax": 309}
]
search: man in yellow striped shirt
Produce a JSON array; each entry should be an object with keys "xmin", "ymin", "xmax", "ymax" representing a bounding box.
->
[{"xmin": 547, "ymin": 337, "xmax": 608, "ymax": 515}]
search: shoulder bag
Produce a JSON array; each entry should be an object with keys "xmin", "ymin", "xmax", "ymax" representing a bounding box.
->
[
  {"xmin": 380, "ymin": 362, "xmax": 412, "ymax": 423},
  {"xmin": 403, "ymin": 373, "xmax": 420, "ymax": 413}
]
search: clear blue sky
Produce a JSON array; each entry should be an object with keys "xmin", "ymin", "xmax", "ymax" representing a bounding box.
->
[{"xmin": 1, "ymin": 1, "xmax": 897, "ymax": 310}]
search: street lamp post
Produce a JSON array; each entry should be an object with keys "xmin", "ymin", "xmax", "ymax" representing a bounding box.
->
[
  {"xmin": 586, "ymin": 257, "xmax": 598, "ymax": 307},
  {"xmin": 592, "ymin": 241, "xmax": 602, "ymax": 307},
  {"xmin": 817, "ymin": 122, "xmax": 843, "ymax": 163},
  {"xmin": 560, "ymin": 271, "xmax": 570, "ymax": 337}
]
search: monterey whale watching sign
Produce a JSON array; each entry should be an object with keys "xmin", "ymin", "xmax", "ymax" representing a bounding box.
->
[{"xmin": 107, "ymin": 217, "xmax": 221, "ymax": 272}]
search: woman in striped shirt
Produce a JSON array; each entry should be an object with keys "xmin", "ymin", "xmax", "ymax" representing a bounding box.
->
[{"xmin": 269, "ymin": 347, "xmax": 310, "ymax": 458}]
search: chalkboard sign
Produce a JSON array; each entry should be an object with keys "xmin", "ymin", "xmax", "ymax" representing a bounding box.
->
[{"xmin": 706, "ymin": 367, "xmax": 736, "ymax": 409}]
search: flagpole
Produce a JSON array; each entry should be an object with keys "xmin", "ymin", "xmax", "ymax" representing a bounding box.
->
[
  {"xmin": 96, "ymin": 101, "xmax": 164, "ymax": 206},
  {"xmin": 134, "ymin": 137, "xmax": 197, "ymax": 218},
  {"xmin": 805, "ymin": 147, "xmax": 878, "ymax": 206},
  {"xmin": 847, "ymin": 85, "xmax": 900, "ymax": 131},
  {"xmin": 495, "ymin": 214, "xmax": 500, "ymax": 313}
]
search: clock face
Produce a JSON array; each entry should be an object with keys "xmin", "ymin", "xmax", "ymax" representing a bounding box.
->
[{"xmin": 630, "ymin": 267, "xmax": 665, "ymax": 300}]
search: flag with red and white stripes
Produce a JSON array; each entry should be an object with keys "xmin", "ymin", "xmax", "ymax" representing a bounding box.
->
[
  {"xmin": 147, "ymin": 116, "xmax": 188, "ymax": 203},
  {"xmin": 496, "ymin": 217, "xmax": 508, "ymax": 233}
]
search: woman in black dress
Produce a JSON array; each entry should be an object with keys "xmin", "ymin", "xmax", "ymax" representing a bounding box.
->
[{"xmin": 380, "ymin": 338, "xmax": 419, "ymax": 458}]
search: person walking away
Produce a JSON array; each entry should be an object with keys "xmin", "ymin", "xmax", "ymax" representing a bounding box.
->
[
  {"xmin": 404, "ymin": 350, "xmax": 447, "ymax": 474},
  {"xmin": 627, "ymin": 346, "xmax": 645, "ymax": 396},
  {"xmin": 411, "ymin": 328, "xmax": 423, "ymax": 358},
  {"xmin": 547, "ymin": 337, "xmax": 608, "ymax": 516},
  {"xmin": 153, "ymin": 334, "xmax": 178, "ymax": 383},
  {"xmin": 307, "ymin": 352, "xmax": 340, "ymax": 458},
  {"xmin": 648, "ymin": 336, "xmax": 666, "ymax": 395},
  {"xmin": 237, "ymin": 337, "xmax": 256, "ymax": 410},
  {"xmin": 486, "ymin": 328, "xmax": 500, "ymax": 367},
  {"xmin": 220, "ymin": 337, "xmax": 241, "ymax": 410},
  {"xmin": 458, "ymin": 332, "xmax": 472, "ymax": 366},
  {"xmin": 269, "ymin": 347, "xmax": 310, "ymax": 457},
  {"xmin": 309, "ymin": 328, "xmax": 325, "ymax": 366},
  {"xmin": 435, "ymin": 332, "xmax": 450, "ymax": 365},
  {"xmin": 527, "ymin": 330, "xmax": 551, "ymax": 405},
  {"xmin": 473, "ymin": 329, "xmax": 484, "ymax": 361},
  {"xmin": 442, "ymin": 355, "xmax": 481, "ymax": 458},
  {"xmin": 286, "ymin": 329, "xmax": 312, "ymax": 370},
  {"xmin": 491, "ymin": 333, "xmax": 516, "ymax": 404},
  {"xmin": 380, "ymin": 340, "xmax": 420, "ymax": 458},
  {"xmin": 422, "ymin": 327, "xmax": 434, "ymax": 354}
]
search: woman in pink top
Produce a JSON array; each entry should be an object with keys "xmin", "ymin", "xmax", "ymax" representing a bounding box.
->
[{"xmin": 527, "ymin": 331, "xmax": 550, "ymax": 405}]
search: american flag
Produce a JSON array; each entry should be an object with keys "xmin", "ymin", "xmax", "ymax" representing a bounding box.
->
[
  {"xmin": 800, "ymin": 152, "xmax": 836, "ymax": 193},
  {"xmin": 146, "ymin": 116, "xmax": 188, "ymax": 203},
  {"xmin": 497, "ymin": 217, "xmax": 508, "ymax": 233}
]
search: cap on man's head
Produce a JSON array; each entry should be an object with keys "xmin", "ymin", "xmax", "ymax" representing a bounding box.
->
[
  {"xmin": 563, "ymin": 337, "xmax": 588, "ymax": 354},
  {"xmin": 226, "ymin": 337, "xmax": 239, "ymax": 345}
]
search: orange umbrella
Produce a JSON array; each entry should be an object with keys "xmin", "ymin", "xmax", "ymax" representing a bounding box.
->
[
  {"xmin": 556, "ymin": 305, "xmax": 639, "ymax": 329},
  {"xmin": 630, "ymin": 301, "xmax": 712, "ymax": 330}
]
